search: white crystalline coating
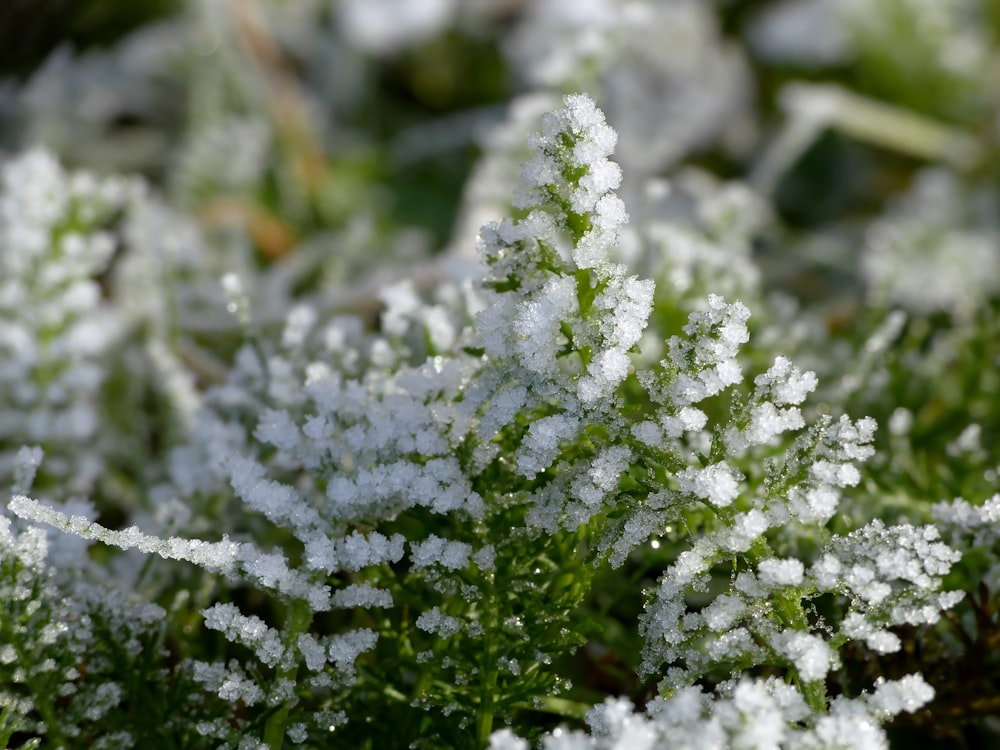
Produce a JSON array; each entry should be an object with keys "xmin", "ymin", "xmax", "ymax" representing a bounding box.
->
[
  {"xmin": 662, "ymin": 296, "xmax": 750, "ymax": 407},
  {"xmin": 297, "ymin": 633, "xmax": 328, "ymax": 672},
  {"xmin": 306, "ymin": 530, "xmax": 406, "ymax": 574},
  {"xmin": 513, "ymin": 275, "xmax": 578, "ymax": 376},
  {"xmin": 754, "ymin": 356, "xmax": 818, "ymax": 406},
  {"xmin": 647, "ymin": 686, "xmax": 710, "ymax": 727},
  {"xmin": 578, "ymin": 347, "xmax": 631, "ymax": 404},
  {"xmin": 590, "ymin": 446, "xmax": 632, "ymax": 492},
  {"xmin": 515, "ymin": 672, "xmax": 898, "ymax": 750},
  {"xmin": 701, "ymin": 595, "xmax": 745, "ymax": 632},
  {"xmin": 81, "ymin": 681, "xmax": 122, "ymax": 722},
  {"xmin": 202, "ymin": 603, "xmax": 288, "ymax": 668},
  {"xmin": 327, "ymin": 628, "xmax": 378, "ymax": 676},
  {"xmin": 707, "ymin": 627, "xmax": 762, "ymax": 662},
  {"xmin": 472, "ymin": 544, "xmax": 497, "ymax": 571},
  {"xmin": 228, "ymin": 454, "xmax": 320, "ymax": 534},
  {"xmin": 932, "ymin": 495, "xmax": 995, "ymax": 530},
  {"xmin": 332, "ymin": 583, "xmax": 393, "ymax": 609},
  {"xmin": 254, "ymin": 409, "xmax": 302, "ymax": 454},
  {"xmin": 789, "ymin": 486, "xmax": 840, "ymax": 525},
  {"xmin": 810, "ymin": 554, "xmax": 843, "ymax": 590},
  {"xmin": 772, "ymin": 630, "xmax": 833, "ymax": 682},
  {"xmin": 511, "ymin": 93, "xmax": 628, "ymax": 272},
  {"xmin": 806, "ymin": 713, "xmax": 889, "ymax": 750},
  {"xmin": 744, "ymin": 402, "xmax": 805, "ymax": 446},
  {"xmin": 488, "ymin": 728, "xmax": 529, "ymax": 750},
  {"xmin": 324, "ymin": 454, "xmax": 476, "ymax": 523},
  {"xmin": 192, "ymin": 661, "xmax": 265, "ymax": 706},
  {"xmin": 520, "ymin": 153, "xmax": 559, "ymax": 193},
  {"xmin": 9, "ymin": 490, "xmax": 333, "ymax": 608},
  {"xmin": 723, "ymin": 509, "xmax": 770, "ymax": 552},
  {"xmin": 410, "ymin": 535, "xmax": 473, "ymax": 571},
  {"xmin": 584, "ymin": 697, "xmax": 644, "ymax": 741},
  {"xmin": 10, "ymin": 495, "xmax": 239, "ymax": 571},
  {"xmin": 0, "ymin": 149, "xmax": 132, "ymax": 493},
  {"xmin": 598, "ymin": 275, "xmax": 655, "ymax": 350},
  {"xmin": 810, "ymin": 460, "xmax": 861, "ymax": 488},
  {"xmin": 735, "ymin": 571, "xmax": 766, "ymax": 598},
  {"xmin": 844, "ymin": 565, "xmax": 891, "ymax": 605},
  {"xmin": 476, "ymin": 294, "xmax": 517, "ymax": 361},
  {"xmin": 714, "ymin": 359, "xmax": 743, "ymax": 388},
  {"xmin": 237, "ymin": 548, "xmax": 331, "ymax": 611},
  {"xmin": 594, "ymin": 193, "xmax": 628, "ymax": 228},
  {"xmin": 416, "ymin": 606, "xmax": 463, "ymax": 637},
  {"xmin": 728, "ymin": 679, "xmax": 790, "ymax": 748},
  {"xmin": 580, "ymin": 159, "xmax": 623, "ymax": 197},
  {"xmin": 820, "ymin": 416, "xmax": 878, "ymax": 465},
  {"xmin": 757, "ymin": 558, "xmax": 805, "ymax": 588},
  {"xmin": 516, "ymin": 413, "xmax": 580, "ymax": 478},
  {"xmin": 868, "ymin": 675, "xmax": 935, "ymax": 717},
  {"xmin": 660, "ymin": 406, "xmax": 708, "ymax": 438},
  {"xmin": 575, "ymin": 224, "xmax": 626, "ymax": 271},
  {"xmin": 631, "ymin": 420, "xmax": 664, "ymax": 447},
  {"xmin": 677, "ymin": 463, "xmax": 741, "ymax": 507},
  {"xmin": 840, "ymin": 613, "xmax": 901, "ymax": 654},
  {"xmin": 286, "ymin": 723, "xmax": 309, "ymax": 744},
  {"xmin": 865, "ymin": 630, "xmax": 903, "ymax": 654},
  {"xmin": 577, "ymin": 274, "xmax": 654, "ymax": 403}
]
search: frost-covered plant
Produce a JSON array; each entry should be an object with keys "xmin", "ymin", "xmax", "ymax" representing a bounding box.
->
[
  {"xmin": 0, "ymin": 449, "xmax": 204, "ymax": 749},
  {"xmin": 7, "ymin": 94, "xmax": 968, "ymax": 750},
  {"xmin": 0, "ymin": 149, "xmax": 133, "ymax": 496}
]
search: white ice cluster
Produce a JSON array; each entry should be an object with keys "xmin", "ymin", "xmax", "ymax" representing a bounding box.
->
[{"xmin": 640, "ymin": 293, "xmax": 750, "ymax": 411}]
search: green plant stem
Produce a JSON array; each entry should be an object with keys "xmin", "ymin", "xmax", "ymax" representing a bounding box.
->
[
  {"xmin": 475, "ymin": 582, "xmax": 500, "ymax": 749},
  {"xmin": 510, "ymin": 695, "xmax": 591, "ymax": 721},
  {"xmin": 263, "ymin": 599, "xmax": 312, "ymax": 749}
]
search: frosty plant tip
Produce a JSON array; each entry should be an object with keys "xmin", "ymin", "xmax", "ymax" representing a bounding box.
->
[{"xmin": 5, "ymin": 94, "xmax": 965, "ymax": 749}]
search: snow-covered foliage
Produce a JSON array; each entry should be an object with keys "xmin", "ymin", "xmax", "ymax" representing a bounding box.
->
[{"xmin": 3, "ymin": 2, "xmax": 1000, "ymax": 748}]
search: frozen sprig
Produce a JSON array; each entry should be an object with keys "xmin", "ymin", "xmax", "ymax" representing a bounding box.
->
[
  {"xmin": 4, "ymin": 88, "xmax": 990, "ymax": 750},
  {"xmin": 9, "ymin": 495, "xmax": 331, "ymax": 611},
  {"xmin": 0, "ymin": 505, "xmax": 176, "ymax": 747},
  {"xmin": 641, "ymin": 293, "xmax": 750, "ymax": 409},
  {"xmin": 202, "ymin": 603, "xmax": 291, "ymax": 669},
  {"xmin": 476, "ymin": 94, "xmax": 652, "ymax": 436}
]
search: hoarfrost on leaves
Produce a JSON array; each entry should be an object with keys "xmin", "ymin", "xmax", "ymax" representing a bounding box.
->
[{"xmin": 0, "ymin": 81, "xmax": 982, "ymax": 750}]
